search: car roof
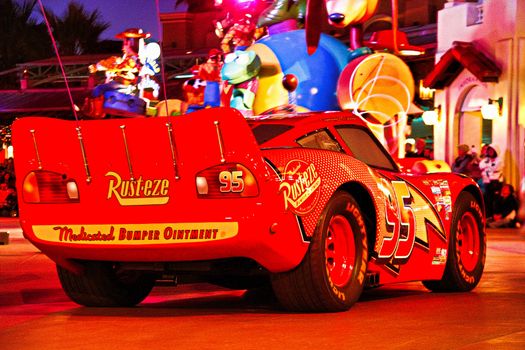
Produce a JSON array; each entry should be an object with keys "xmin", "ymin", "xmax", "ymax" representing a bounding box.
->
[{"xmin": 247, "ymin": 110, "xmax": 366, "ymax": 127}]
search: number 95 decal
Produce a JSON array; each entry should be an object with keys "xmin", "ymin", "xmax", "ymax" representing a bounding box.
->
[
  {"xmin": 378, "ymin": 180, "xmax": 416, "ymax": 264},
  {"xmin": 196, "ymin": 163, "xmax": 259, "ymax": 198},
  {"xmin": 219, "ymin": 170, "xmax": 244, "ymax": 193}
]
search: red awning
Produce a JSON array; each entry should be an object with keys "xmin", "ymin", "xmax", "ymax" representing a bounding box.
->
[{"xmin": 423, "ymin": 41, "xmax": 501, "ymax": 89}]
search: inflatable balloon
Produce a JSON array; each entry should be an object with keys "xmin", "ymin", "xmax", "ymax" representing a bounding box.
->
[
  {"xmin": 325, "ymin": 0, "xmax": 379, "ymax": 28},
  {"xmin": 337, "ymin": 52, "xmax": 414, "ymax": 126},
  {"xmin": 248, "ymin": 29, "xmax": 349, "ymax": 114}
]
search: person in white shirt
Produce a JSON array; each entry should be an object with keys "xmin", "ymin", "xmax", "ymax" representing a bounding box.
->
[{"xmin": 479, "ymin": 144, "xmax": 503, "ymax": 217}]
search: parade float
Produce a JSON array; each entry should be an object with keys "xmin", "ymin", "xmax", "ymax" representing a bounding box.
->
[{"xmin": 79, "ymin": 0, "xmax": 436, "ymax": 164}]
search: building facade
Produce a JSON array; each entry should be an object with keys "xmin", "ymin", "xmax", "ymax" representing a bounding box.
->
[{"xmin": 426, "ymin": 0, "xmax": 525, "ymax": 188}]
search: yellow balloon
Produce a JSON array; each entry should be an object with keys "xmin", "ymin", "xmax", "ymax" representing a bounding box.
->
[
  {"xmin": 326, "ymin": 0, "xmax": 379, "ymax": 27},
  {"xmin": 338, "ymin": 52, "xmax": 414, "ymax": 126}
]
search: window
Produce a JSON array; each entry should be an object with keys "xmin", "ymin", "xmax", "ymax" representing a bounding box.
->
[
  {"xmin": 482, "ymin": 117, "xmax": 492, "ymax": 145},
  {"xmin": 336, "ymin": 126, "xmax": 398, "ymax": 171},
  {"xmin": 467, "ymin": 2, "xmax": 484, "ymax": 26},
  {"xmin": 296, "ymin": 130, "xmax": 342, "ymax": 152},
  {"xmin": 251, "ymin": 124, "xmax": 293, "ymax": 145}
]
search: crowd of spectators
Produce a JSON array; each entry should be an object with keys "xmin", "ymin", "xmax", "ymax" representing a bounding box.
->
[
  {"xmin": 405, "ymin": 138, "xmax": 434, "ymax": 160},
  {"xmin": 0, "ymin": 158, "xmax": 17, "ymax": 217},
  {"xmin": 451, "ymin": 143, "xmax": 519, "ymax": 228}
]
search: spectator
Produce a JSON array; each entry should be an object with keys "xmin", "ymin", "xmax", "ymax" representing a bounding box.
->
[
  {"xmin": 469, "ymin": 145, "xmax": 482, "ymax": 180},
  {"xmin": 405, "ymin": 141, "xmax": 416, "ymax": 157},
  {"xmin": 479, "ymin": 144, "xmax": 489, "ymax": 159},
  {"xmin": 452, "ymin": 144, "xmax": 473, "ymax": 174},
  {"xmin": 5, "ymin": 157, "xmax": 14, "ymax": 173},
  {"xmin": 451, "ymin": 144, "xmax": 481, "ymax": 180},
  {"xmin": 475, "ymin": 144, "xmax": 489, "ymax": 193},
  {"xmin": 423, "ymin": 147, "xmax": 434, "ymax": 160},
  {"xmin": 3, "ymin": 172, "xmax": 15, "ymax": 188},
  {"xmin": 406, "ymin": 138, "xmax": 433, "ymax": 159},
  {"xmin": 479, "ymin": 144, "xmax": 504, "ymax": 217},
  {"xmin": 487, "ymin": 184, "xmax": 519, "ymax": 228},
  {"xmin": 1, "ymin": 186, "xmax": 17, "ymax": 217},
  {"xmin": 413, "ymin": 138, "xmax": 426, "ymax": 157}
]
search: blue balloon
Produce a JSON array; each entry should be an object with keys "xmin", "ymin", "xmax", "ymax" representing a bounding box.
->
[{"xmin": 256, "ymin": 30, "xmax": 349, "ymax": 111}]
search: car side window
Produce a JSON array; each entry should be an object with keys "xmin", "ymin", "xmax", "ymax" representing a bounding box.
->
[
  {"xmin": 250, "ymin": 124, "xmax": 294, "ymax": 145},
  {"xmin": 335, "ymin": 126, "xmax": 398, "ymax": 171},
  {"xmin": 296, "ymin": 130, "xmax": 343, "ymax": 153}
]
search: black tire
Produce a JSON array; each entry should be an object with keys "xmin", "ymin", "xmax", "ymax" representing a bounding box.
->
[
  {"xmin": 423, "ymin": 192, "xmax": 486, "ymax": 292},
  {"xmin": 57, "ymin": 261, "xmax": 156, "ymax": 307},
  {"xmin": 271, "ymin": 191, "xmax": 368, "ymax": 312}
]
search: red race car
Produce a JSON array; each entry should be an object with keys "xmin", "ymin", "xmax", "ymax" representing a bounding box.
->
[{"xmin": 13, "ymin": 108, "xmax": 486, "ymax": 312}]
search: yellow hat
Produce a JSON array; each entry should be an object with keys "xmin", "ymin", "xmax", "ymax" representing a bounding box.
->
[{"xmin": 116, "ymin": 28, "xmax": 151, "ymax": 39}]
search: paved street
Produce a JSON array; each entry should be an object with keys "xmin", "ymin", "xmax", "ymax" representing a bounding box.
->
[{"xmin": 1, "ymin": 218, "xmax": 524, "ymax": 349}]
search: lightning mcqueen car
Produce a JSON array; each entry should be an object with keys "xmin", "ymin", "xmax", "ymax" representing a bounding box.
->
[{"xmin": 13, "ymin": 108, "xmax": 486, "ymax": 312}]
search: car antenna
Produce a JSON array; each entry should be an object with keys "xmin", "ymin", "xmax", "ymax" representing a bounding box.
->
[
  {"xmin": 37, "ymin": 0, "xmax": 92, "ymax": 183},
  {"xmin": 155, "ymin": 0, "xmax": 181, "ymax": 180}
]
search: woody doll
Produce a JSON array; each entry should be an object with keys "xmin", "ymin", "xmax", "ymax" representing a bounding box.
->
[{"xmin": 83, "ymin": 28, "xmax": 150, "ymax": 118}]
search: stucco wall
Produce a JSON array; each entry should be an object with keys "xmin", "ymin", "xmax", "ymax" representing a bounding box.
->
[{"xmin": 435, "ymin": 0, "xmax": 524, "ymax": 188}]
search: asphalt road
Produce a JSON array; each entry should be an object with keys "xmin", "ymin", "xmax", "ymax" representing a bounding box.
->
[{"xmin": 1, "ymin": 219, "xmax": 524, "ymax": 350}]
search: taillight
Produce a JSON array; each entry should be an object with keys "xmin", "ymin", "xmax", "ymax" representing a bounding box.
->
[
  {"xmin": 196, "ymin": 163, "xmax": 258, "ymax": 198},
  {"xmin": 22, "ymin": 171, "xmax": 79, "ymax": 203}
]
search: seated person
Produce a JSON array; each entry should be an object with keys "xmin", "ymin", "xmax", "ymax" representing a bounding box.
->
[{"xmin": 487, "ymin": 184, "xmax": 519, "ymax": 228}]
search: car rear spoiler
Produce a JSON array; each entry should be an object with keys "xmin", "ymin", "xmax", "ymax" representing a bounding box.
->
[{"xmin": 13, "ymin": 107, "xmax": 269, "ymax": 203}]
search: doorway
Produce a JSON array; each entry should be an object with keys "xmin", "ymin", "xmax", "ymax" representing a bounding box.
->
[{"xmin": 456, "ymin": 84, "xmax": 493, "ymax": 155}]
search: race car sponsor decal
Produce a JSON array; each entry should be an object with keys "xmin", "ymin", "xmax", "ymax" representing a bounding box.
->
[
  {"xmin": 432, "ymin": 247, "xmax": 448, "ymax": 265},
  {"xmin": 279, "ymin": 160, "xmax": 322, "ymax": 216},
  {"xmin": 106, "ymin": 171, "xmax": 170, "ymax": 206},
  {"xmin": 427, "ymin": 179, "xmax": 453, "ymax": 220},
  {"xmin": 265, "ymin": 158, "xmax": 310, "ymax": 243},
  {"xmin": 32, "ymin": 222, "xmax": 238, "ymax": 244}
]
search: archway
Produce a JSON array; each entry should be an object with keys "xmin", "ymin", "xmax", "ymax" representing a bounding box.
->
[{"xmin": 454, "ymin": 84, "xmax": 492, "ymax": 156}]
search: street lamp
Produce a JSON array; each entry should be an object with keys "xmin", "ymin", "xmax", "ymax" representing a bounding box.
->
[{"xmin": 481, "ymin": 97, "xmax": 503, "ymax": 120}]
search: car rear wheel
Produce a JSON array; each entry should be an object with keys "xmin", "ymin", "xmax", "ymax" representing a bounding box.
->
[
  {"xmin": 423, "ymin": 191, "xmax": 486, "ymax": 292},
  {"xmin": 271, "ymin": 191, "xmax": 368, "ymax": 312},
  {"xmin": 57, "ymin": 261, "xmax": 156, "ymax": 307}
]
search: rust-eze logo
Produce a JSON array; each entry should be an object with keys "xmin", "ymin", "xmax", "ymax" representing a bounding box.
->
[
  {"xmin": 106, "ymin": 171, "xmax": 170, "ymax": 206},
  {"xmin": 279, "ymin": 160, "xmax": 321, "ymax": 216}
]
